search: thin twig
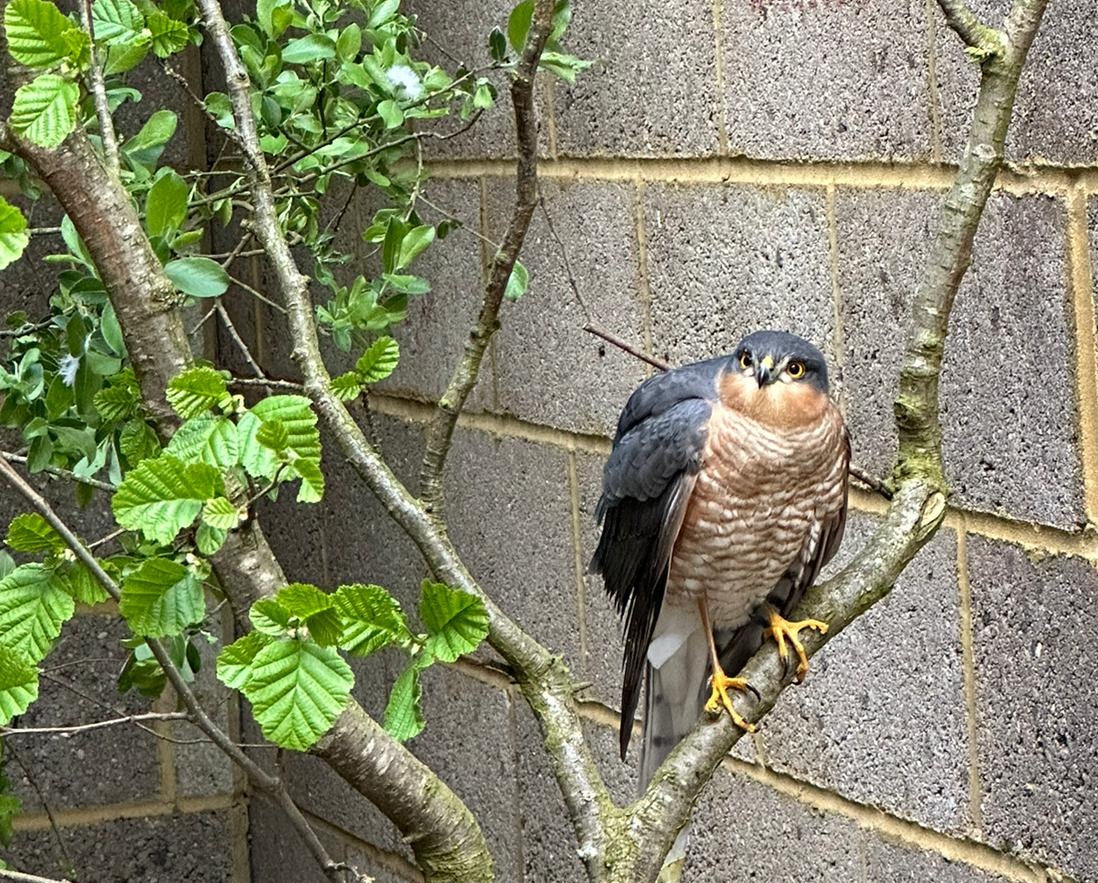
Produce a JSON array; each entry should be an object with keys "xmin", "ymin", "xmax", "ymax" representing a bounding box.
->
[
  {"xmin": 216, "ymin": 302, "xmax": 266, "ymax": 379},
  {"xmin": 78, "ymin": 0, "xmax": 119, "ymax": 174},
  {"xmin": 228, "ymin": 376, "xmax": 303, "ymax": 392},
  {"xmin": 0, "ymin": 451, "xmax": 114, "ymax": 493},
  {"xmin": 4, "ymin": 744, "xmax": 73, "ymax": 874},
  {"xmin": 227, "ymin": 273, "xmax": 288, "ymax": 314},
  {"xmin": 0, "ymin": 866, "xmax": 75, "ymax": 883},
  {"xmin": 1, "ymin": 712, "xmax": 187, "ymax": 737},
  {"xmin": 417, "ymin": 2, "xmax": 556, "ymax": 516},
  {"xmin": 582, "ymin": 323, "xmax": 670, "ymax": 372}
]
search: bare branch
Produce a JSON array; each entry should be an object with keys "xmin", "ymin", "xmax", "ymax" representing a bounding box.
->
[
  {"xmin": 583, "ymin": 323, "xmax": 670, "ymax": 372},
  {"xmin": 0, "ymin": 867, "xmax": 75, "ymax": 883},
  {"xmin": 417, "ymin": 1, "xmax": 557, "ymax": 514},
  {"xmin": 77, "ymin": 0, "xmax": 120, "ymax": 175},
  {"xmin": 936, "ymin": 0, "xmax": 1003, "ymax": 52},
  {"xmin": 0, "ymin": 451, "xmax": 115, "ymax": 493},
  {"xmin": 1, "ymin": 712, "xmax": 187, "ymax": 737}
]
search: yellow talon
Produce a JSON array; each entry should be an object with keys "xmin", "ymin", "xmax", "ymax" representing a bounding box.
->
[
  {"xmin": 768, "ymin": 609, "xmax": 828, "ymax": 683},
  {"xmin": 704, "ymin": 671, "xmax": 757, "ymax": 733}
]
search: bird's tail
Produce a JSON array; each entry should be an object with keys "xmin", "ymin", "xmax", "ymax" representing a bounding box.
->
[{"xmin": 639, "ymin": 606, "xmax": 767, "ymax": 868}]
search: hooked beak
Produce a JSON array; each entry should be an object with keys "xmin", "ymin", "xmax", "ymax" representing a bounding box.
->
[{"xmin": 755, "ymin": 355, "xmax": 776, "ymax": 388}]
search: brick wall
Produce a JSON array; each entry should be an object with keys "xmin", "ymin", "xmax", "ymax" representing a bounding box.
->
[{"xmin": 3, "ymin": 1, "xmax": 1097, "ymax": 882}]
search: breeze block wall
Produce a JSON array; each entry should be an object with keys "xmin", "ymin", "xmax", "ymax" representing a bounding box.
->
[{"xmin": 1, "ymin": 1, "xmax": 1096, "ymax": 882}]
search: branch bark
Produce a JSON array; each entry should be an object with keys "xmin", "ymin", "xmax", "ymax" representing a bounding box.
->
[
  {"xmin": 935, "ymin": 0, "xmax": 1003, "ymax": 52},
  {"xmin": 417, "ymin": 1, "xmax": 556, "ymax": 514}
]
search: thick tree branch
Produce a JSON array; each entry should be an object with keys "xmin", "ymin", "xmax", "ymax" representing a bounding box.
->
[
  {"xmin": 194, "ymin": 0, "xmax": 618, "ymax": 869},
  {"xmin": 896, "ymin": 1, "xmax": 1046, "ymax": 485},
  {"xmin": 0, "ymin": 456, "xmax": 354, "ymax": 883},
  {"xmin": 936, "ymin": 0, "xmax": 1003, "ymax": 52},
  {"xmin": 417, "ymin": 1, "xmax": 556, "ymax": 514},
  {"xmin": 621, "ymin": 1, "xmax": 1048, "ymax": 878}
]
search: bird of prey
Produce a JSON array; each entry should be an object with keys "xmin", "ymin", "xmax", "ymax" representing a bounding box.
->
[{"xmin": 591, "ymin": 330, "xmax": 849, "ymax": 788}]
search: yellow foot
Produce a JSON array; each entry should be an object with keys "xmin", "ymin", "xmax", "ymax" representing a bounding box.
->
[
  {"xmin": 704, "ymin": 672, "xmax": 757, "ymax": 733},
  {"xmin": 768, "ymin": 609, "xmax": 828, "ymax": 683}
]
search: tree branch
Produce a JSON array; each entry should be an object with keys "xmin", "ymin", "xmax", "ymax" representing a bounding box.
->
[
  {"xmin": 1, "ymin": 712, "xmax": 187, "ymax": 737},
  {"xmin": 77, "ymin": 0, "xmax": 120, "ymax": 176},
  {"xmin": 936, "ymin": 0, "xmax": 1003, "ymax": 53},
  {"xmin": 417, "ymin": 1, "xmax": 557, "ymax": 514}
]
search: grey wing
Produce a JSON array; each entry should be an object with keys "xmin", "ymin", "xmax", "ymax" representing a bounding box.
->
[
  {"xmin": 590, "ymin": 396, "xmax": 712, "ymax": 758},
  {"xmin": 715, "ymin": 430, "xmax": 850, "ymax": 681},
  {"xmin": 611, "ymin": 356, "xmax": 727, "ymax": 443}
]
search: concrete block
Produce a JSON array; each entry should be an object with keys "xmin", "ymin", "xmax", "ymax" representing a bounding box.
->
[
  {"xmin": 172, "ymin": 630, "xmax": 237, "ymax": 799},
  {"xmin": 761, "ymin": 514, "xmax": 972, "ymax": 836},
  {"xmin": 6, "ymin": 811, "xmax": 235, "ymax": 882},
  {"xmin": 936, "ymin": 0, "xmax": 1098, "ymax": 166},
  {"xmin": 865, "ymin": 837, "xmax": 1012, "ymax": 883},
  {"xmin": 683, "ymin": 769, "xmax": 863, "ymax": 882},
  {"xmin": 11, "ymin": 615, "xmax": 161, "ymax": 811},
  {"xmin": 837, "ymin": 188, "xmax": 1085, "ymax": 529},
  {"xmin": 553, "ymin": 0, "xmax": 720, "ymax": 157},
  {"xmin": 644, "ymin": 184, "xmax": 835, "ymax": 369},
  {"xmin": 485, "ymin": 178, "xmax": 650, "ymax": 436},
  {"xmin": 967, "ymin": 537, "xmax": 1098, "ymax": 882},
  {"xmin": 722, "ymin": 0, "xmax": 933, "ymax": 161},
  {"xmin": 411, "ymin": 668, "xmax": 523, "ymax": 883},
  {"xmin": 403, "ymin": 0, "xmax": 520, "ymax": 159},
  {"xmin": 444, "ymin": 429, "xmax": 584, "ymax": 673},
  {"xmin": 250, "ymin": 797, "xmax": 345, "ymax": 883}
]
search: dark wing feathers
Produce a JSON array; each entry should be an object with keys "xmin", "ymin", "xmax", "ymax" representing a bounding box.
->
[
  {"xmin": 611, "ymin": 356, "xmax": 728, "ymax": 443},
  {"xmin": 591, "ymin": 385, "xmax": 716, "ymax": 757}
]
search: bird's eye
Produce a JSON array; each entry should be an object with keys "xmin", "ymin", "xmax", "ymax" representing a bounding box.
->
[
  {"xmin": 739, "ymin": 352, "xmax": 753, "ymax": 370},
  {"xmin": 786, "ymin": 361, "xmax": 806, "ymax": 379}
]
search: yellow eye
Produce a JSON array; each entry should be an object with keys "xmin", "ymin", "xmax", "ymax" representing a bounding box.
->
[
  {"xmin": 739, "ymin": 352, "xmax": 752, "ymax": 370},
  {"xmin": 786, "ymin": 361, "xmax": 806, "ymax": 379}
]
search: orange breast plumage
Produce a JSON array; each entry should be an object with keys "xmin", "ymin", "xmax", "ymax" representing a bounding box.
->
[{"xmin": 665, "ymin": 400, "xmax": 847, "ymax": 628}]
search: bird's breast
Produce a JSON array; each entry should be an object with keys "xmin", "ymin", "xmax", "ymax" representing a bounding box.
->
[{"xmin": 666, "ymin": 402, "xmax": 846, "ymax": 627}]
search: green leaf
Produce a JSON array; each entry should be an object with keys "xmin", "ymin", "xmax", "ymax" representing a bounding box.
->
[
  {"xmin": 419, "ymin": 581, "xmax": 489, "ymax": 664},
  {"xmin": 396, "ymin": 225, "xmax": 435, "ymax": 270},
  {"xmin": 503, "ymin": 258, "xmax": 529, "ymax": 301},
  {"xmin": 256, "ymin": 0, "xmax": 291, "ymax": 37},
  {"xmin": 0, "ymin": 564, "xmax": 75, "ymax": 664},
  {"xmin": 9, "ymin": 74, "xmax": 78, "ymax": 149},
  {"xmin": 112, "ymin": 455, "xmax": 223, "ymax": 544},
  {"xmin": 91, "ymin": 0, "xmax": 143, "ymax": 41},
  {"xmin": 166, "ymin": 366, "xmax": 230, "ymax": 418},
  {"xmin": 238, "ymin": 396, "xmax": 323, "ymax": 502},
  {"xmin": 119, "ymin": 558, "xmax": 205, "ymax": 637},
  {"xmin": 384, "ymin": 660, "xmax": 425, "ymax": 742},
  {"xmin": 381, "ymin": 273, "xmax": 430, "ymax": 296},
  {"xmin": 354, "ymin": 336, "xmax": 399, "ymax": 384},
  {"xmin": 377, "ymin": 99, "xmax": 403, "ymax": 129},
  {"xmin": 243, "ymin": 639, "xmax": 354, "ymax": 751},
  {"xmin": 255, "ymin": 419, "xmax": 288, "ymax": 455},
  {"xmin": 0, "ymin": 198, "xmax": 29, "ymax": 271},
  {"xmin": 0, "ymin": 646, "xmax": 38, "ymax": 725},
  {"xmin": 367, "ymin": 0, "xmax": 398, "ymax": 28},
  {"xmin": 145, "ymin": 169, "xmax": 189, "ymax": 236},
  {"xmin": 276, "ymin": 583, "xmax": 341, "ymax": 646},
  {"xmin": 507, "ymin": 0, "xmax": 533, "ymax": 51},
  {"xmin": 201, "ymin": 496, "xmax": 241, "ymax": 531},
  {"xmin": 488, "ymin": 26, "xmax": 507, "ymax": 62},
  {"xmin": 250, "ymin": 597, "xmax": 291, "ymax": 636},
  {"xmin": 146, "ymin": 9, "xmax": 189, "ymax": 57},
  {"xmin": 57, "ymin": 562, "xmax": 110, "ymax": 605},
  {"xmin": 5, "ymin": 513, "xmax": 63, "ymax": 554},
  {"xmin": 119, "ymin": 419, "xmax": 161, "ymax": 465},
  {"xmin": 93, "ymin": 382, "xmax": 140, "ymax": 423},
  {"xmin": 329, "ymin": 372, "xmax": 361, "ymax": 402},
  {"xmin": 334, "ymin": 583, "xmax": 412, "ymax": 657},
  {"xmin": 122, "ymin": 109, "xmax": 177, "ymax": 172},
  {"xmin": 165, "ymin": 257, "xmax": 230, "ymax": 298},
  {"xmin": 166, "ymin": 415, "xmax": 239, "ymax": 469},
  {"xmin": 195, "ymin": 522, "xmax": 227, "ymax": 556},
  {"xmin": 336, "ymin": 22, "xmax": 361, "ymax": 60},
  {"xmin": 102, "ymin": 32, "xmax": 150, "ymax": 75},
  {"xmin": 282, "ymin": 33, "xmax": 336, "ymax": 64},
  {"xmin": 539, "ymin": 50, "xmax": 592, "ymax": 84},
  {"xmin": 216, "ymin": 630, "xmax": 272, "ymax": 689},
  {"xmin": 4, "ymin": 0, "xmax": 89, "ymax": 68}
]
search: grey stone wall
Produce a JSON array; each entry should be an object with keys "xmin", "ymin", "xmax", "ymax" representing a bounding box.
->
[{"xmin": 3, "ymin": 1, "xmax": 1097, "ymax": 882}]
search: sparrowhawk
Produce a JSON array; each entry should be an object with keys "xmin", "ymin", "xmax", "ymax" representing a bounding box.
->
[{"xmin": 591, "ymin": 330, "xmax": 849, "ymax": 790}]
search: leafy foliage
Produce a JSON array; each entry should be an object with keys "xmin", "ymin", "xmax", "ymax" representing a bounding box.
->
[{"xmin": 119, "ymin": 558, "xmax": 206, "ymax": 637}]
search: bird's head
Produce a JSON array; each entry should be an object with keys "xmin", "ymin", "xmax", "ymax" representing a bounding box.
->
[{"xmin": 721, "ymin": 330, "xmax": 832, "ymax": 428}]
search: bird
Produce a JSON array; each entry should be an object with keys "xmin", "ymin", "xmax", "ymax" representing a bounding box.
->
[{"xmin": 590, "ymin": 330, "xmax": 849, "ymax": 792}]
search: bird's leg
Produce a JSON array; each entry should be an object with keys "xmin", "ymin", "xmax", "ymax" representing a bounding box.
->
[
  {"xmin": 764, "ymin": 603, "xmax": 828, "ymax": 683},
  {"xmin": 697, "ymin": 597, "xmax": 757, "ymax": 733}
]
